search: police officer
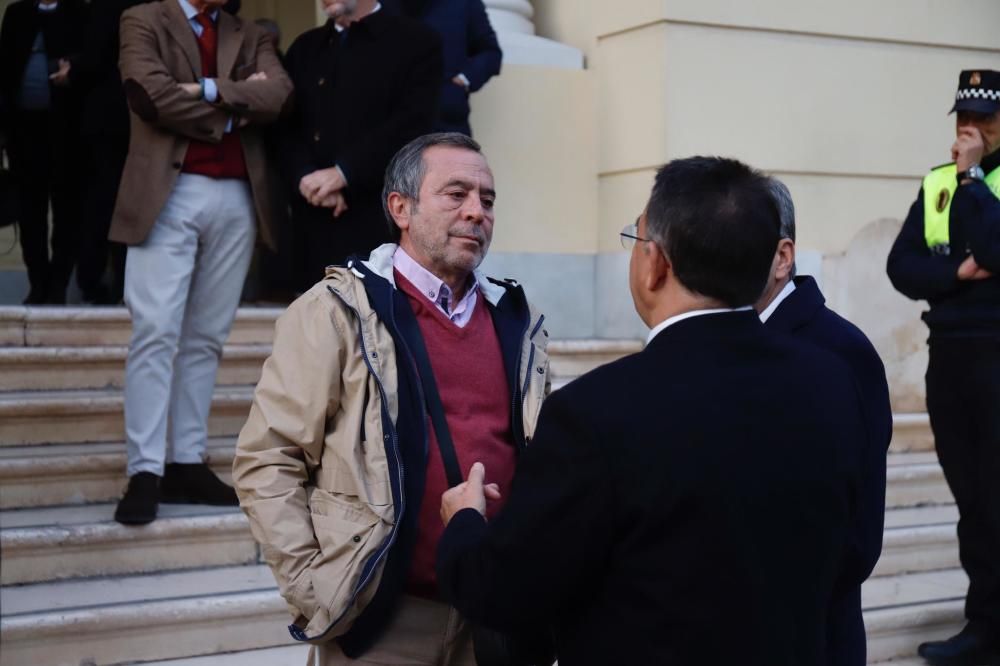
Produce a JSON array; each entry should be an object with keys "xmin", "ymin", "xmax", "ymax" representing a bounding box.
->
[{"xmin": 887, "ymin": 69, "xmax": 1000, "ymax": 666}]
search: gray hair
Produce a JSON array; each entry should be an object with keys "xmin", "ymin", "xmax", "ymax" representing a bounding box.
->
[
  {"xmin": 768, "ymin": 178, "xmax": 796, "ymax": 241},
  {"xmin": 382, "ymin": 132, "xmax": 483, "ymax": 240},
  {"xmin": 768, "ymin": 177, "xmax": 797, "ymax": 278}
]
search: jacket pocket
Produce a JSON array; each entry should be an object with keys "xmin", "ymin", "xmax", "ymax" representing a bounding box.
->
[{"xmin": 307, "ymin": 488, "xmax": 384, "ymax": 617}]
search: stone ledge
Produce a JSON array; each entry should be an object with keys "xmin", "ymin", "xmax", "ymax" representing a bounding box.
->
[
  {"xmin": 874, "ymin": 523, "xmax": 959, "ymax": 578},
  {"xmin": 1, "ymin": 510, "xmax": 256, "ymax": 585},
  {"xmin": 0, "ymin": 345, "xmax": 271, "ymax": 391},
  {"xmin": 864, "ymin": 599, "xmax": 965, "ymax": 663},
  {"xmin": 0, "ymin": 588, "xmax": 291, "ymax": 666}
]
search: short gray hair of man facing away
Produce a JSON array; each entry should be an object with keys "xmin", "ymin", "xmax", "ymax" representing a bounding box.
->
[
  {"xmin": 768, "ymin": 177, "xmax": 797, "ymax": 278},
  {"xmin": 382, "ymin": 132, "xmax": 484, "ymax": 241}
]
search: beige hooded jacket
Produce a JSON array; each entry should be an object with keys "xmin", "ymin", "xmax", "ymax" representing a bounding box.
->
[{"xmin": 233, "ymin": 244, "xmax": 551, "ymax": 644}]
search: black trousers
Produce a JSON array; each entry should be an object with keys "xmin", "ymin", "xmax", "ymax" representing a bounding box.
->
[
  {"xmin": 76, "ymin": 133, "xmax": 127, "ymax": 303},
  {"xmin": 8, "ymin": 109, "xmax": 82, "ymax": 303},
  {"xmin": 926, "ymin": 336, "xmax": 1000, "ymax": 633}
]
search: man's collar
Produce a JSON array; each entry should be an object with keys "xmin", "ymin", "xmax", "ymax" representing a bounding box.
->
[
  {"xmin": 37, "ymin": 1, "xmax": 58, "ymax": 11},
  {"xmin": 392, "ymin": 247, "xmax": 479, "ymax": 305},
  {"xmin": 646, "ymin": 306, "xmax": 754, "ymax": 345},
  {"xmin": 758, "ymin": 279, "xmax": 796, "ymax": 323},
  {"xmin": 333, "ymin": 2, "xmax": 382, "ymax": 33},
  {"xmin": 176, "ymin": 0, "xmax": 219, "ymax": 23}
]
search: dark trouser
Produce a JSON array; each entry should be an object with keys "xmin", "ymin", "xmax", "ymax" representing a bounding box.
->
[
  {"xmin": 8, "ymin": 109, "xmax": 82, "ymax": 303},
  {"xmin": 926, "ymin": 336, "xmax": 1000, "ymax": 634},
  {"xmin": 76, "ymin": 134, "xmax": 127, "ymax": 303}
]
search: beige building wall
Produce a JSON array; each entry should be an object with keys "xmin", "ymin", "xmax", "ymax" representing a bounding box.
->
[{"xmin": 485, "ymin": 0, "xmax": 1000, "ymax": 408}]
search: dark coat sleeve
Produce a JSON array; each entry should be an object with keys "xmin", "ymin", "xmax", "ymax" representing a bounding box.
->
[
  {"xmin": 836, "ymin": 328, "xmax": 892, "ymax": 583},
  {"xmin": 273, "ymin": 34, "xmax": 318, "ymax": 188},
  {"xmin": 0, "ymin": 1, "xmax": 27, "ymax": 127},
  {"xmin": 436, "ymin": 387, "xmax": 616, "ymax": 632},
  {"xmin": 335, "ymin": 29, "xmax": 442, "ymax": 190},
  {"xmin": 460, "ymin": 0, "xmax": 501, "ymax": 92},
  {"xmin": 953, "ymin": 179, "xmax": 1000, "ymax": 273},
  {"xmin": 886, "ymin": 189, "xmax": 961, "ymax": 301}
]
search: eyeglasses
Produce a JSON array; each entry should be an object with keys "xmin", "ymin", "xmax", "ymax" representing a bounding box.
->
[{"xmin": 620, "ymin": 221, "xmax": 654, "ymax": 251}]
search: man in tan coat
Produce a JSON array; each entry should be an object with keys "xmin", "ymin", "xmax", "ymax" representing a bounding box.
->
[
  {"xmin": 233, "ymin": 133, "xmax": 552, "ymax": 665},
  {"xmin": 112, "ymin": 0, "xmax": 291, "ymax": 525}
]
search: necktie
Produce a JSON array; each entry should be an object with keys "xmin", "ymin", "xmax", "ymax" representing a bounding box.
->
[{"xmin": 194, "ymin": 13, "xmax": 217, "ymax": 77}]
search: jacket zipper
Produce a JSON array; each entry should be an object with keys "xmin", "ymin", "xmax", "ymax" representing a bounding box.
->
[
  {"xmin": 512, "ymin": 313, "xmax": 544, "ymax": 449},
  {"xmin": 290, "ymin": 286, "xmax": 407, "ymax": 644},
  {"xmin": 521, "ymin": 315, "xmax": 546, "ymax": 411}
]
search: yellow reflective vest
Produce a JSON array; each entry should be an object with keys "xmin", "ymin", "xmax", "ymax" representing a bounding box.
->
[{"xmin": 923, "ymin": 163, "xmax": 1000, "ymax": 252}]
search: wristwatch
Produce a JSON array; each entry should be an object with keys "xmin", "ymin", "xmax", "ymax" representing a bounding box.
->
[{"xmin": 958, "ymin": 164, "xmax": 985, "ymax": 183}]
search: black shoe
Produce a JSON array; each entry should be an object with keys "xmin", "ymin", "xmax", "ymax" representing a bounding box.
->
[
  {"xmin": 918, "ymin": 624, "xmax": 1000, "ymax": 666},
  {"xmin": 114, "ymin": 472, "xmax": 160, "ymax": 525},
  {"xmin": 160, "ymin": 462, "xmax": 239, "ymax": 506}
]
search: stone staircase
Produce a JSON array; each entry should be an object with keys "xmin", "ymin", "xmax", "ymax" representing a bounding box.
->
[{"xmin": 0, "ymin": 307, "xmax": 961, "ymax": 665}]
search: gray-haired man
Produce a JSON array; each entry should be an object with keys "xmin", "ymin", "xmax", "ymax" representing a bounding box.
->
[
  {"xmin": 233, "ymin": 133, "xmax": 551, "ymax": 665},
  {"xmin": 755, "ymin": 178, "xmax": 892, "ymax": 666}
]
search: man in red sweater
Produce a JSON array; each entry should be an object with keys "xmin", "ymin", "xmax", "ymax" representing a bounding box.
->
[{"xmin": 234, "ymin": 132, "xmax": 552, "ymax": 665}]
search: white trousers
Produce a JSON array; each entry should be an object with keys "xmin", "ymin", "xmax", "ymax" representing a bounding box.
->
[{"xmin": 123, "ymin": 174, "xmax": 256, "ymax": 477}]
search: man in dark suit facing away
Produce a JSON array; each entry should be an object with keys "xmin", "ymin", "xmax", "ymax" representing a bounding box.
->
[
  {"xmin": 435, "ymin": 156, "xmax": 870, "ymax": 666},
  {"xmin": 756, "ymin": 177, "xmax": 892, "ymax": 666}
]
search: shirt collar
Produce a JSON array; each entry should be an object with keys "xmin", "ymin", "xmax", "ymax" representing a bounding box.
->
[
  {"xmin": 758, "ymin": 279, "xmax": 797, "ymax": 323},
  {"xmin": 37, "ymin": 1, "xmax": 58, "ymax": 11},
  {"xmin": 334, "ymin": 2, "xmax": 381, "ymax": 32},
  {"xmin": 646, "ymin": 306, "xmax": 754, "ymax": 345},
  {"xmin": 177, "ymin": 0, "xmax": 219, "ymax": 23},
  {"xmin": 392, "ymin": 246, "xmax": 478, "ymax": 309}
]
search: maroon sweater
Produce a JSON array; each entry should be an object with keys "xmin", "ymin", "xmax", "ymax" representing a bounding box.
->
[
  {"xmin": 396, "ymin": 272, "xmax": 518, "ymax": 596},
  {"xmin": 182, "ymin": 14, "xmax": 248, "ymax": 180}
]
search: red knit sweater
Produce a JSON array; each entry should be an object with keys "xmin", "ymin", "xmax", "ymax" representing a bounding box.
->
[
  {"xmin": 396, "ymin": 272, "xmax": 517, "ymax": 597},
  {"xmin": 182, "ymin": 16, "xmax": 248, "ymax": 180}
]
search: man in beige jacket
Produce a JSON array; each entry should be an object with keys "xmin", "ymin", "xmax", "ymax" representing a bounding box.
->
[
  {"xmin": 234, "ymin": 132, "xmax": 551, "ymax": 665},
  {"xmin": 112, "ymin": 0, "xmax": 292, "ymax": 525}
]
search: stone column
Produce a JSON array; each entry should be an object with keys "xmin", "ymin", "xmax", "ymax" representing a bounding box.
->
[{"xmin": 484, "ymin": 0, "xmax": 583, "ymax": 69}]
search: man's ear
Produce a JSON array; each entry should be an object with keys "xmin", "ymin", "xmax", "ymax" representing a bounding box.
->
[
  {"xmin": 387, "ymin": 192, "xmax": 410, "ymax": 233},
  {"xmin": 774, "ymin": 239, "xmax": 796, "ymax": 281},
  {"xmin": 644, "ymin": 244, "xmax": 670, "ymax": 293}
]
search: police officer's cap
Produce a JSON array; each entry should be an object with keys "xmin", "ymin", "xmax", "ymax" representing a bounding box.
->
[{"xmin": 950, "ymin": 69, "xmax": 1000, "ymax": 115}]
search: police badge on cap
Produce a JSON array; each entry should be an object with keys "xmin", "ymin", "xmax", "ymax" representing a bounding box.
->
[{"xmin": 950, "ymin": 69, "xmax": 1000, "ymax": 114}]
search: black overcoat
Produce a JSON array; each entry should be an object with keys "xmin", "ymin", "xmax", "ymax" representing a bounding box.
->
[
  {"xmin": 438, "ymin": 311, "xmax": 869, "ymax": 666},
  {"xmin": 278, "ymin": 11, "xmax": 442, "ymax": 291}
]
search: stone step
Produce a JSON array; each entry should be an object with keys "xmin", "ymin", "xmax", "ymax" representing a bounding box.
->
[
  {"xmin": 874, "ymin": 504, "xmax": 959, "ymax": 577},
  {"xmin": 889, "ymin": 413, "xmax": 933, "ymax": 453},
  {"xmin": 863, "ymin": 569, "xmax": 968, "ymax": 663},
  {"xmin": 0, "ymin": 387, "xmax": 253, "ymax": 447},
  {"xmin": 886, "ymin": 452, "xmax": 951, "ymax": 508},
  {"xmin": 0, "ymin": 339, "xmax": 642, "ymax": 393},
  {"xmin": 0, "ymin": 344, "xmax": 271, "ymax": 391},
  {"xmin": 139, "ymin": 645, "xmax": 311, "ymax": 666},
  {"xmin": 0, "ymin": 439, "xmax": 236, "ymax": 509},
  {"xmin": 0, "ymin": 503, "xmax": 257, "ymax": 585},
  {"xmin": 0, "ymin": 564, "xmax": 292, "ymax": 666},
  {"xmin": 0, "ymin": 306, "xmax": 283, "ymax": 348},
  {"xmin": 0, "ymin": 564, "xmax": 965, "ymax": 666}
]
